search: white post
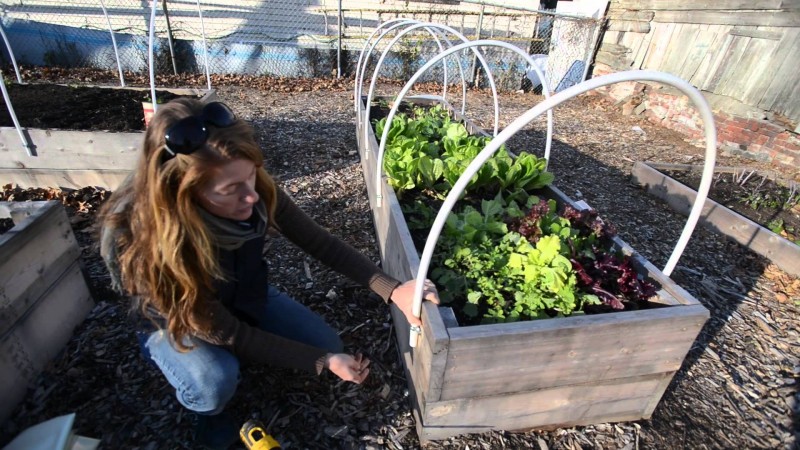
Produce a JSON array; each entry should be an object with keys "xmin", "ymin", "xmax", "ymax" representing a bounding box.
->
[
  {"xmin": 100, "ymin": 0, "xmax": 125, "ymax": 86},
  {"xmin": 197, "ymin": 0, "xmax": 212, "ymax": 90},
  {"xmin": 0, "ymin": 22, "xmax": 22, "ymax": 84},
  {"xmin": 0, "ymin": 69, "xmax": 33, "ymax": 155},
  {"xmin": 148, "ymin": 0, "xmax": 159, "ymax": 112},
  {"xmin": 337, "ymin": 0, "xmax": 343, "ymax": 78}
]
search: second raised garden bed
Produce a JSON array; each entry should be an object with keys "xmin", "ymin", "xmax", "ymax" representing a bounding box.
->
[
  {"xmin": 357, "ymin": 95, "xmax": 709, "ymax": 441},
  {"xmin": 0, "ymin": 84, "xmax": 216, "ymax": 190},
  {"xmin": 631, "ymin": 162, "xmax": 800, "ymax": 277}
]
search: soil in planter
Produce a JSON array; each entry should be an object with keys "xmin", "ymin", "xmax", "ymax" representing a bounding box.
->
[
  {"xmin": 0, "ymin": 83, "xmax": 198, "ymax": 132},
  {"xmin": 372, "ymin": 103, "xmax": 662, "ymax": 326},
  {"xmin": 665, "ymin": 169, "xmax": 800, "ymax": 244}
]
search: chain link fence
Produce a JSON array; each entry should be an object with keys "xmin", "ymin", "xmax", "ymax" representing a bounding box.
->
[{"xmin": 0, "ymin": 0, "xmax": 603, "ymax": 91}]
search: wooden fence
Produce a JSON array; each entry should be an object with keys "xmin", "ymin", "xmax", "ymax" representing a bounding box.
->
[{"xmin": 598, "ymin": 0, "xmax": 800, "ymax": 131}]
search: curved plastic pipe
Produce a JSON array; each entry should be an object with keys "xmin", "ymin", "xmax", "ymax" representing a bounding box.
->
[
  {"xmin": 196, "ymin": 0, "xmax": 212, "ymax": 91},
  {"xmin": 0, "ymin": 70, "xmax": 32, "ymax": 155},
  {"xmin": 408, "ymin": 70, "xmax": 717, "ymax": 347},
  {"xmin": 355, "ymin": 22, "xmax": 468, "ymax": 119},
  {"xmin": 355, "ymin": 18, "xmax": 420, "ymax": 115},
  {"xmin": 363, "ymin": 23, "xmax": 502, "ymax": 152},
  {"xmin": 0, "ymin": 23, "xmax": 21, "ymax": 84},
  {"xmin": 375, "ymin": 40, "xmax": 552, "ymax": 209},
  {"xmin": 356, "ymin": 20, "xmax": 457, "ymax": 131},
  {"xmin": 357, "ymin": 21, "xmax": 470, "ymax": 161},
  {"xmin": 100, "ymin": 0, "xmax": 125, "ymax": 87},
  {"xmin": 148, "ymin": 0, "xmax": 158, "ymax": 112}
]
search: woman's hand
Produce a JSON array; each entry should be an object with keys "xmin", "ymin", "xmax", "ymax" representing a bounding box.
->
[
  {"xmin": 390, "ymin": 279, "xmax": 440, "ymax": 327},
  {"xmin": 325, "ymin": 353, "xmax": 370, "ymax": 384}
]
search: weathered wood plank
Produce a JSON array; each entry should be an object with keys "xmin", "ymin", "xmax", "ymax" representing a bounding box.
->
[
  {"xmin": 767, "ymin": 38, "xmax": 800, "ymax": 118},
  {"xmin": 608, "ymin": 19, "xmax": 651, "ymax": 33},
  {"xmin": 706, "ymin": 34, "xmax": 749, "ymax": 93},
  {"xmin": 616, "ymin": 0, "xmax": 787, "ymax": 10},
  {"xmin": 0, "ymin": 168, "xmax": 131, "ymax": 190},
  {"xmin": 660, "ymin": 23, "xmax": 697, "ymax": 74},
  {"xmin": 412, "ymin": 302, "xmax": 450, "ymax": 405},
  {"xmin": 631, "ymin": 162, "xmax": 800, "ymax": 277},
  {"xmin": 422, "ymin": 373, "xmax": 667, "ymax": 432},
  {"xmin": 0, "ymin": 232, "xmax": 80, "ymax": 335},
  {"xmin": 608, "ymin": 10, "xmax": 655, "ymax": 21},
  {"xmin": 0, "ymin": 201, "xmax": 78, "ymax": 309},
  {"xmin": 757, "ymin": 29, "xmax": 800, "ymax": 110},
  {"xmin": 730, "ymin": 25, "xmax": 784, "ymax": 40},
  {"xmin": 774, "ymin": 75, "xmax": 800, "ymax": 120},
  {"xmin": 0, "ymin": 259, "xmax": 93, "ymax": 424},
  {"xmin": 595, "ymin": 51, "xmax": 633, "ymax": 70},
  {"xmin": 691, "ymin": 25, "xmax": 733, "ymax": 89},
  {"xmin": 722, "ymin": 35, "xmax": 779, "ymax": 102},
  {"xmin": 642, "ymin": 22, "xmax": 677, "ymax": 69},
  {"xmin": 438, "ymin": 305, "xmax": 707, "ymax": 400},
  {"xmin": 631, "ymin": 26, "xmax": 656, "ymax": 70},
  {"xmin": 679, "ymin": 25, "xmax": 720, "ymax": 82},
  {"xmin": 654, "ymin": 10, "xmax": 800, "ymax": 27},
  {"xmin": 0, "ymin": 128, "xmax": 141, "ymax": 170}
]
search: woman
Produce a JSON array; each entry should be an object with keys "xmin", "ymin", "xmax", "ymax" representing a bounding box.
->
[{"xmin": 98, "ymin": 98, "xmax": 439, "ymax": 448}]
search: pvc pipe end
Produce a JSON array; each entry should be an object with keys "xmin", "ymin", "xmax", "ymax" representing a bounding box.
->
[{"xmin": 409, "ymin": 325, "xmax": 422, "ymax": 348}]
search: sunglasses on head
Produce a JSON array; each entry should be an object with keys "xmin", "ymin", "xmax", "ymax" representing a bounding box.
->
[{"xmin": 163, "ymin": 102, "xmax": 237, "ymax": 158}]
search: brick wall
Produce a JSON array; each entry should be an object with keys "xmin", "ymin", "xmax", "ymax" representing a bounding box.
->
[{"xmin": 591, "ymin": 63, "xmax": 800, "ymax": 169}]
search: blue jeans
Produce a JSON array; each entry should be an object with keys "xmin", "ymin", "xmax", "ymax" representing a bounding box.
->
[{"xmin": 140, "ymin": 286, "xmax": 343, "ymax": 414}]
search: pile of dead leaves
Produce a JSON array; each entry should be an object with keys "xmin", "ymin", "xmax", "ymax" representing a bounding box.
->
[{"xmin": 0, "ymin": 184, "xmax": 110, "ymax": 214}]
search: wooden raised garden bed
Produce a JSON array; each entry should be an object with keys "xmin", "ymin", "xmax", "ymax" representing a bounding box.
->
[
  {"xmin": 357, "ymin": 96, "xmax": 709, "ymax": 441},
  {"xmin": 631, "ymin": 162, "xmax": 800, "ymax": 278},
  {"xmin": 0, "ymin": 85, "xmax": 216, "ymax": 190},
  {"xmin": 0, "ymin": 201, "xmax": 94, "ymax": 424}
]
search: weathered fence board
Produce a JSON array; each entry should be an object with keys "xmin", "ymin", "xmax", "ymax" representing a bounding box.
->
[
  {"xmin": 653, "ymin": 10, "xmax": 800, "ymax": 27},
  {"xmin": 616, "ymin": 0, "xmax": 789, "ymax": 9}
]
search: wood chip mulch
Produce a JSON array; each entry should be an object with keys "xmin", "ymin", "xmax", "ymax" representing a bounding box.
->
[{"xmin": 0, "ymin": 70, "xmax": 797, "ymax": 450}]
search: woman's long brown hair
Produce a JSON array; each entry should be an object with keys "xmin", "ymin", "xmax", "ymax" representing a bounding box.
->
[{"xmin": 98, "ymin": 98, "xmax": 277, "ymax": 351}]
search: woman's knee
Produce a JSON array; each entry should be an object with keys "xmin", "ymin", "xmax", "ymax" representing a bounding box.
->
[
  {"xmin": 180, "ymin": 355, "xmax": 240, "ymax": 414},
  {"xmin": 146, "ymin": 332, "xmax": 240, "ymax": 414}
]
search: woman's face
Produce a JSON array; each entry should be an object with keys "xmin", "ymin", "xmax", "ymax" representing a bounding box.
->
[{"xmin": 196, "ymin": 158, "xmax": 259, "ymax": 221}]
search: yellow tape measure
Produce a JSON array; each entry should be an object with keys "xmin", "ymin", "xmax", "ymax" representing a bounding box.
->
[{"xmin": 239, "ymin": 419, "xmax": 282, "ymax": 450}]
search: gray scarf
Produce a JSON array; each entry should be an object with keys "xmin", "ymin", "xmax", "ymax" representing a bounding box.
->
[{"xmin": 198, "ymin": 200, "xmax": 268, "ymax": 250}]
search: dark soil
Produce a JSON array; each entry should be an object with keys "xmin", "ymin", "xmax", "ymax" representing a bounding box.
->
[
  {"xmin": 0, "ymin": 83, "xmax": 196, "ymax": 132},
  {"xmin": 0, "ymin": 217, "xmax": 13, "ymax": 234},
  {"xmin": 665, "ymin": 169, "xmax": 800, "ymax": 243}
]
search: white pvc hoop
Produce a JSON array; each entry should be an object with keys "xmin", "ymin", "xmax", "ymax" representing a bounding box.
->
[
  {"xmin": 0, "ymin": 69, "xmax": 32, "ymax": 155},
  {"xmin": 100, "ymin": 0, "xmax": 125, "ymax": 87},
  {"xmin": 361, "ymin": 23, "xmax": 507, "ymax": 155},
  {"xmin": 375, "ymin": 39, "xmax": 553, "ymax": 208},
  {"xmin": 0, "ymin": 22, "xmax": 21, "ymax": 84},
  {"xmin": 361, "ymin": 22, "xmax": 478, "ymax": 148},
  {"xmin": 355, "ymin": 20, "xmax": 474, "ymax": 122},
  {"xmin": 407, "ymin": 70, "xmax": 717, "ymax": 347},
  {"xmin": 356, "ymin": 20, "xmax": 465, "ymax": 134},
  {"xmin": 196, "ymin": 0, "xmax": 212, "ymax": 91},
  {"xmin": 148, "ymin": 0, "xmax": 158, "ymax": 112},
  {"xmin": 355, "ymin": 19, "xmax": 426, "ymax": 115}
]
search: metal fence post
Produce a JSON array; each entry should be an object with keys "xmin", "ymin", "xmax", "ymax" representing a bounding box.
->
[
  {"xmin": 470, "ymin": 3, "xmax": 485, "ymax": 86},
  {"xmin": 162, "ymin": 0, "xmax": 178, "ymax": 75},
  {"xmin": 337, "ymin": 0, "xmax": 343, "ymax": 78}
]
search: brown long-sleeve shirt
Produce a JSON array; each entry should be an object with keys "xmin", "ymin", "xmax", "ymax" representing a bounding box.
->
[{"xmin": 102, "ymin": 188, "xmax": 400, "ymax": 375}]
